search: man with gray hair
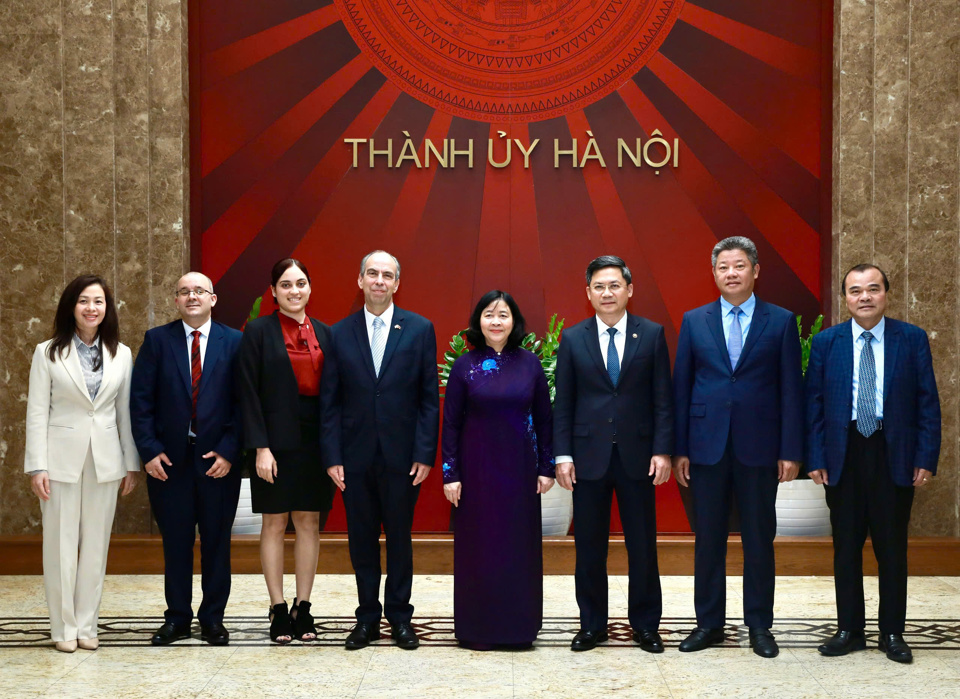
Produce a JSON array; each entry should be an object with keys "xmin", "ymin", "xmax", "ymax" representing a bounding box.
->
[{"xmin": 672, "ymin": 237, "xmax": 803, "ymax": 658}]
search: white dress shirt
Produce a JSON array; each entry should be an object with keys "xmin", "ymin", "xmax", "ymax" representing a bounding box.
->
[
  {"xmin": 363, "ymin": 303, "xmax": 395, "ymax": 348},
  {"xmin": 851, "ymin": 316, "xmax": 885, "ymax": 421},
  {"xmin": 556, "ymin": 313, "xmax": 629, "ymax": 465},
  {"xmin": 182, "ymin": 318, "xmax": 212, "ymax": 370}
]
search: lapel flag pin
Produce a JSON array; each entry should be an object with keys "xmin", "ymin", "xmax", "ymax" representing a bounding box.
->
[
  {"xmin": 632, "ymin": 333, "xmax": 638, "ymax": 338},
  {"xmin": 394, "ymin": 324, "xmax": 402, "ymax": 330}
]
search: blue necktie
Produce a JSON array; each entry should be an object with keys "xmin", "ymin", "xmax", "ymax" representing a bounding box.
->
[
  {"xmin": 728, "ymin": 307, "xmax": 743, "ymax": 369},
  {"xmin": 371, "ymin": 316, "xmax": 386, "ymax": 377},
  {"xmin": 857, "ymin": 331, "xmax": 878, "ymax": 437},
  {"xmin": 606, "ymin": 327, "xmax": 620, "ymax": 386}
]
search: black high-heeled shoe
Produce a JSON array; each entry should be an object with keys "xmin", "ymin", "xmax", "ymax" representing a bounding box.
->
[
  {"xmin": 291, "ymin": 598, "xmax": 317, "ymax": 642},
  {"xmin": 269, "ymin": 601, "xmax": 293, "ymax": 644}
]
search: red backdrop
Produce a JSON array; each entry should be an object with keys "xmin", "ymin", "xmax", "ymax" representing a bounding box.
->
[{"xmin": 189, "ymin": 0, "xmax": 833, "ymax": 533}]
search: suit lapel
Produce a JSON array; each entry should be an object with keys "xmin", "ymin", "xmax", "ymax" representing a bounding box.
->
[
  {"xmin": 619, "ymin": 315, "xmax": 644, "ymax": 375},
  {"xmin": 882, "ymin": 319, "xmax": 899, "ymax": 406},
  {"xmin": 582, "ymin": 317, "xmax": 614, "ymax": 388},
  {"xmin": 377, "ymin": 308, "xmax": 404, "ymax": 380},
  {"xmin": 170, "ymin": 322, "xmax": 192, "ymax": 399},
  {"xmin": 61, "ymin": 342, "xmax": 93, "ymax": 404},
  {"xmin": 734, "ymin": 299, "xmax": 770, "ymax": 372},
  {"xmin": 837, "ymin": 320, "xmax": 855, "ymax": 417},
  {"xmin": 198, "ymin": 322, "xmax": 223, "ymax": 400},
  {"xmin": 351, "ymin": 313, "xmax": 377, "ymax": 382},
  {"xmin": 706, "ymin": 300, "xmax": 732, "ymax": 373}
]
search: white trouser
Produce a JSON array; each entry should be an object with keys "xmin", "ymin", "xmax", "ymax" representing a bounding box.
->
[{"xmin": 41, "ymin": 446, "xmax": 120, "ymax": 642}]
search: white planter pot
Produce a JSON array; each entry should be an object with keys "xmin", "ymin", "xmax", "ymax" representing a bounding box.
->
[
  {"xmin": 232, "ymin": 479, "xmax": 262, "ymax": 535},
  {"xmin": 775, "ymin": 479, "xmax": 831, "ymax": 537},
  {"xmin": 541, "ymin": 484, "xmax": 573, "ymax": 536}
]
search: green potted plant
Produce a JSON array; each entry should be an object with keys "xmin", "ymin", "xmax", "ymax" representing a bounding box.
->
[{"xmin": 775, "ymin": 314, "xmax": 830, "ymax": 536}]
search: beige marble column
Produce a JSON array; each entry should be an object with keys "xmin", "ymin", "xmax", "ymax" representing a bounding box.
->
[
  {"xmin": 834, "ymin": 0, "xmax": 960, "ymax": 535},
  {"xmin": 0, "ymin": 0, "xmax": 188, "ymax": 535}
]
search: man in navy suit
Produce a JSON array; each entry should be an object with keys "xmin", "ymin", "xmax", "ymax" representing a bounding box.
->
[
  {"xmin": 130, "ymin": 272, "xmax": 243, "ymax": 645},
  {"xmin": 672, "ymin": 237, "xmax": 803, "ymax": 658},
  {"xmin": 554, "ymin": 255, "xmax": 674, "ymax": 653},
  {"xmin": 321, "ymin": 250, "xmax": 440, "ymax": 650},
  {"xmin": 806, "ymin": 264, "xmax": 940, "ymax": 663}
]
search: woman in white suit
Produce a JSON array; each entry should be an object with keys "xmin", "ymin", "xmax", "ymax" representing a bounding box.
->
[{"xmin": 24, "ymin": 274, "xmax": 139, "ymax": 652}]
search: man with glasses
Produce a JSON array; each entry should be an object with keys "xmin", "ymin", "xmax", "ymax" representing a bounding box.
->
[{"xmin": 130, "ymin": 272, "xmax": 243, "ymax": 645}]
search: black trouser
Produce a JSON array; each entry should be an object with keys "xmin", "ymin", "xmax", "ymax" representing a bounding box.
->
[
  {"xmin": 572, "ymin": 446, "xmax": 662, "ymax": 632},
  {"xmin": 825, "ymin": 423, "xmax": 914, "ymax": 634},
  {"xmin": 342, "ymin": 448, "xmax": 420, "ymax": 626},
  {"xmin": 689, "ymin": 438, "xmax": 779, "ymax": 629},
  {"xmin": 147, "ymin": 440, "xmax": 241, "ymax": 627}
]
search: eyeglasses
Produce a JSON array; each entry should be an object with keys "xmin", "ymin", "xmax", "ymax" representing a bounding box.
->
[{"xmin": 176, "ymin": 288, "xmax": 214, "ymax": 298}]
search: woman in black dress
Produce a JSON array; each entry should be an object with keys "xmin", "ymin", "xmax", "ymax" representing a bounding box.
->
[{"xmin": 237, "ymin": 259, "xmax": 334, "ymax": 643}]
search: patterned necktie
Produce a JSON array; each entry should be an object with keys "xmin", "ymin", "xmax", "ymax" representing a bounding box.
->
[
  {"xmin": 371, "ymin": 316, "xmax": 386, "ymax": 377},
  {"xmin": 606, "ymin": 327, "xmax": 620, "ymax": 386},
  {"xmin": 728, "ymin": 306, "xmax": 743, "ymax": 369},
  {"xmin": 857, "ymin": 330, "xmax": 878, "ymax": 437},
  {"xmin": 190, "ymin": 330, "xmax": 202, "ymax": 430}
]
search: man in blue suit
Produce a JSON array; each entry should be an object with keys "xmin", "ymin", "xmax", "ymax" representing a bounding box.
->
[
  {"xmin": 554, "ymin": 255, "xmax": 674, "ymax": 653},
  {"xmin": 806, "ymin": 264, "xmax": 940, "ymax": 663},
  {"xmin": 321, "ymin": 251, "xmax": 440, "ymax": 650},
  {"xmin": 130, "ymin": 272, "xmax": 243, "ymax": 645},
  {"xmin": 673, "ymin": 236, "xmax": 803, "ymax": 658}
]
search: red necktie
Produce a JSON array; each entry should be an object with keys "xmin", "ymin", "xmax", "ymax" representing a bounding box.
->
[{"xmin": 191, "ymin": 330, "xmax": 202, "ymax": 430}]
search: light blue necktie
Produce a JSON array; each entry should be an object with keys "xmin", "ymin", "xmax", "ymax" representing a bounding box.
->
[
  {"xmin": 371, "ymin": 316, "xmax": 386, "ymax": 377},
  {"xmin": 727, "ymin": 307, "xmax": 743, "ymax": 369},
  {"xmin": 857, "ymin": 331, "xmax": 878, "ymax": 437},
  {"xmin": 606, "ymin": 327, "xmax": 620, "ymax": 386}
]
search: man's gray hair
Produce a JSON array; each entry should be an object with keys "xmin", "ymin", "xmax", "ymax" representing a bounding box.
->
[
  {"xmin": 711, "ymin": 236, "xmax": 759, "ymax": 267},
  {"xmin": 178, "ymin": 271, "xmax": 215, "ymax": 293},
  {"xmin": 360, "ymin": 250, "xmax": 401, "ymax": 279}
]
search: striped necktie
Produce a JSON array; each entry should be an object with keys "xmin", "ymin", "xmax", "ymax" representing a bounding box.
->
[
  {"xmin": 190, "ymin": 330, "xmax": 201, "ymax": 431},
  {"xmin": 856, "ymin": 331, "xmax": 878, "ymax": 437},
  {"xmin": 371, "ymin": 316, "xmax": 386, "ymax": 377}
]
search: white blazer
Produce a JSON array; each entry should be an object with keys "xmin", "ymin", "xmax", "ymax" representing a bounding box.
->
[{"xmin": 24, "ymin": 339, "xmax": 140, "ymax": 483}]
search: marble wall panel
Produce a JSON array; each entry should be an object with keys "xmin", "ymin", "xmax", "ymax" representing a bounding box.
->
[{"xmin": 0, "ymin": 2, "xmax": 187, "ymax": 534}]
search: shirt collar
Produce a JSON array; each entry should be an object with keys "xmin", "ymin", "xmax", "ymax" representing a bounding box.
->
[
  {"xmin": 719, "ymin": 293, "xmax": 756, "ymax": 317},
  {"xmin": 851, "ymin": 316, "xmax": 885, "ymax": 342},
  {"xmin": 73, "ymin": 333, "xmax": 99, "ymax": 350},
  {"xmin": 364, "ymin": 303, "xmax": 394, "ymax": 330},
  {"xmin": 183, "ymin": 318, "xmax": 212, "ymax": 339},
  {"xmin": 596, "ymin": 312, "xmax": 628, "ymax": 336}
]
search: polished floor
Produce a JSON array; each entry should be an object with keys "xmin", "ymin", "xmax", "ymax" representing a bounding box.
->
[{"xmin": 2, "ymin": 574, "xmax": 959, "ymax": 697}]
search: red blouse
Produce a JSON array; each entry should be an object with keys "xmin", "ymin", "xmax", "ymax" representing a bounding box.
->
[{"xmin": 278, "ymin": 312, "xmax": 323, "ymax": 396}]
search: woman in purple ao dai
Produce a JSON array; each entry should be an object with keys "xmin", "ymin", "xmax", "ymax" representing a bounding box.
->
[{"xmin": 441, "ymin": 290, "xmax": 555, "ymax": 650}]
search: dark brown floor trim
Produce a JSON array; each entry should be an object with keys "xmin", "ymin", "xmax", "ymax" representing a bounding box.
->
[{"xmin": 1, "ymin": 535, "xmax": 958, "ymax": 576}]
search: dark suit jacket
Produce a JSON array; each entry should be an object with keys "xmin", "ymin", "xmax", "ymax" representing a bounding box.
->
[
  {"xmin": 804, "ymin": 317, "xmax": 941, "ymax": 486},
  {"xmin": 130, "ymin": 320, "xmax": 243, "ymax": 472},
  {"xmin": 553, "ymin": 313, "xmax": 673, "ymax": 480},
  {"xmin": 673, "ymin": 298, "xmax": 803, "ymax": 467},
  {"xmin": 236, "ymin": 312, "xmax": 331, "ymax": 451},
  {"xmin": 320, "ymin": 307, "xmax": 440, "ymax": 474}
]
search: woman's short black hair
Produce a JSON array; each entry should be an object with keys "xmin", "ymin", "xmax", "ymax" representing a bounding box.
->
[{"xmin": 464, "ymin": 290, "xmax": 526, "ymax": 350}]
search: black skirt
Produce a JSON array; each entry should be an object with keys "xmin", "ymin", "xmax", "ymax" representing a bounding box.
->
[{"xmin": 250, "ymin": 396, "xmax": 334, "ymax": 514}]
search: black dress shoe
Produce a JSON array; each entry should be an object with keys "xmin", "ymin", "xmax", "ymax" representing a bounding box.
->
[
  {"xmin": 678, "ymin": 627, "xmax": 724, "ymax": 652},
  {"xmin": 878, "ymin": 633, "xmax": 913, "ymax": 663},
  {"xmin": 200, "ymin": 622, "xmax": 230, "ymax": 646},
  {"xmin": 345, "ymin": 622, "xmax": 380, "ymax": 650},
  {"xmin": 817, "ymin": 630, "xmax": 867, "ymax": 656},
  {"xmin": 151, "ymin": 621, "xmax": 191, "ymax": 646},
  {"xmin": 391, "ymin": 623, "xmax": 420, "ymax": 650},
  {"xmin": 633, "ymin": 630, "xmax": 664, "ymax": 654},
  {"xmin": 748, "ymin": 628, "xmax": 779, "ymax": 658},
  {"xmin": 570, "ymin": 629, "xmax": 608, "ymax": 652}
]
